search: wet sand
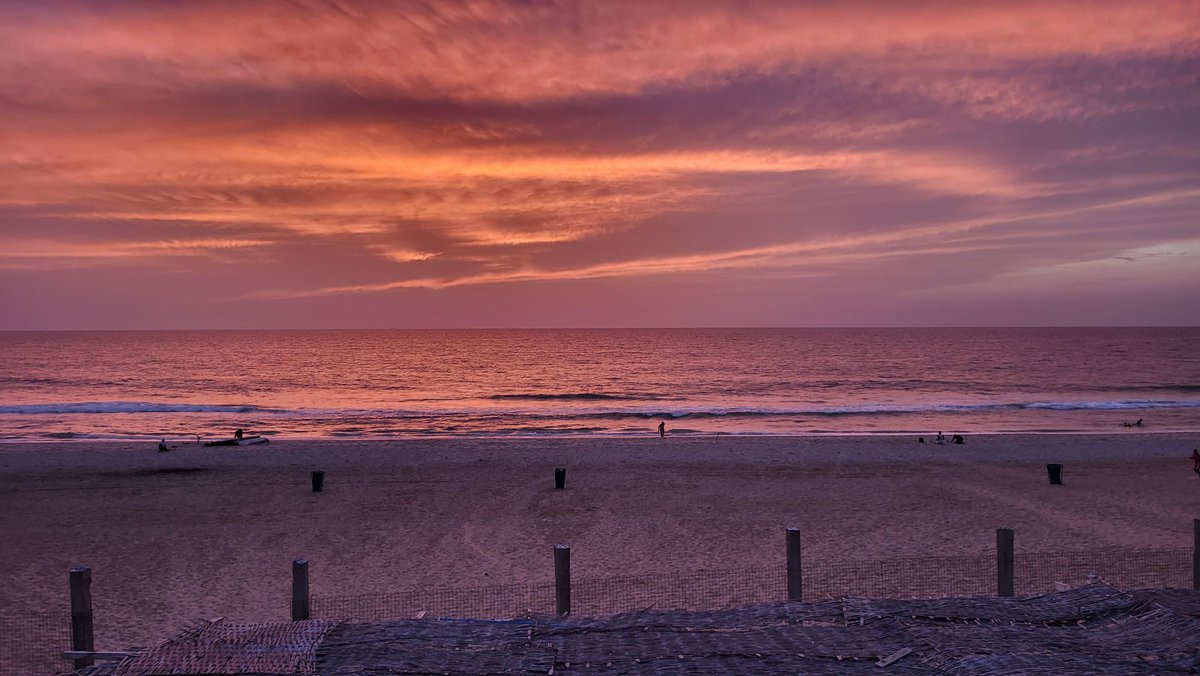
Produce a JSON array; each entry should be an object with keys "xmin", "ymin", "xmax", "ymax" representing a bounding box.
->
[{"xmin": 0, "ymin": 433, "xmax": 1196, "ymax": 650}]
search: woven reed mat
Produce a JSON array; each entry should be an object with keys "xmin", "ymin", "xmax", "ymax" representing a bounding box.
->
[
  {"xmin": 1131, "ymin": 588, "xmax": 1200, "ymax": 617},
  {"xmin": 842, "ymin": 580, "xmax": 1137, "ymax": 624},
  {"xmin": 114, "ymin": 619, "xmax": 339, "ymax": 675}
]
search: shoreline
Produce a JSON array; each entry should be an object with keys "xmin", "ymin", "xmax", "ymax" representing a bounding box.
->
[
  {"xmin": 0, "ymin": 427, "xmax": 1195, "ymax": 446},
  {"xmin": 0, "ymin": 430, "xmax": 1194, "ymax": 453},
  {"xmin": 2, "ymin": 433, "xmax": 1197, "ymax": 650}
]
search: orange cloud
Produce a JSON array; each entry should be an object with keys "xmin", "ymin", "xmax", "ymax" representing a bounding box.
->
[
  {"xmin": 2, "ymin": 1, "xmax": 1197, "ymax": 328},
  {"xmin": 250, "ymin": 185, "xmax": 1200, "ymax": 298},
  {"xmin": 0, "ymin": 237, "xmax": 270, "ymax": 270}
]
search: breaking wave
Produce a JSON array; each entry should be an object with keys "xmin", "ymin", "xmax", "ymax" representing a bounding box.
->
[
  {"xmin": 488, "ymin": 393, "xmax": 657, "ymax": 401},
  {"xmin": 0, "ymin": 402, "xmax": 279, "ymax": 415},
  {"xmin": 2, "ymin": 399, "xmax": 1198, "ymax": 419},
  {"xmin": 566, "ymin": 399, "xmax": 1200, "ymax": 419}
]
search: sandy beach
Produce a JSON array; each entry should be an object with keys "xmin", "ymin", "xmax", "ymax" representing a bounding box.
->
[{"xmin": 1, "ymin": 433, "xmax": 1197, "ymax": 651}]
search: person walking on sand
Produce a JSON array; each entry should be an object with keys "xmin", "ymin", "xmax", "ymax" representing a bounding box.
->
[
  {"xmin": 1191, "ymin": 448, "xmax": 1200, "ymax": 477},
  {"xmin": 658, "ymin": 421, "xmax": 666, "ymax": 438}
]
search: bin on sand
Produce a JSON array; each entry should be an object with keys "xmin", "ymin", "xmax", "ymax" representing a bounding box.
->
[{"xmin": 1046, "ymin": 463, "xmax": 1063, "ymax": 485}]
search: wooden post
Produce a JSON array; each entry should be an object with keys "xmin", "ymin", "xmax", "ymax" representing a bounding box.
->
[
  {"xmin": 996, "ymin": 528, "xmax": 1015, "ymax": 597},
  {"xmin": 786, "ymin": 527, "xmax": 803, "ymax": 601},
  {"xmin": 554, "ymin": 544, "xmax": 571, "ymax": 616},
  {"xmin": 1193, "ymin": 519, "xmax": 1199, "ymax": 591},
  {"xmin": 292, "ymin": 559, "xmax": 310, "ymax": 621},
  {"xmin": 69, "ymin": 566, "xmax": 94, "ymax": 670}
]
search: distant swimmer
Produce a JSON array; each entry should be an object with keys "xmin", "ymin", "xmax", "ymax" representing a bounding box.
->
[
  {"xmin": 234, "ymin": 428, "xmax": 244, "ymax": 439},
  {"xmin": 1135, "ymin": 418, "xmax": 1144, "ymax": 427},
  {"xmin": 1191, "ymin": 448, "xmax": 1200, "ymax": 477},
  {"xmin": 658, "ymin": 421, "xmax": 666, "ymax": 438},
  {"xmin": 158, "ymin": 439, "xmax": 168, "ymax": 452}
]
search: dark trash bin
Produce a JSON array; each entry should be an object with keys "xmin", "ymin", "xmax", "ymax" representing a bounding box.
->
[
  {"xmin": 1046, "ymin": 463, "xmax": 1063, "ymax": 485},
  {"xmin": 554, "ymin": 468, "xmax": 566, "ymax": 490},
  {"xmin": 312, "ymin": 470, "xmax": 325, "ymax": 492}
]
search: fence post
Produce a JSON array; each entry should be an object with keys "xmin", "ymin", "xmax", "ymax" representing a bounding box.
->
[
  {"xmin": 996, "ymin": 528, "xmax": 1015, "ymax": 597},
  {"xmin": 554, "ymin": 544, "xmax": 571, "ymax": 616},
  {"xmin": 786, "ymin": 527, "xmax": 803, "ymax": 601},
  {"xmin": 1193, "ymin": 518, "xmax": 1199, "ymax": 591},
  {"xmin": 70, "ymin": 566, "xmax": 95, "ymax": 670},
  {"xmin": 292, "ymin": 559, "xmax": 310, "ymax": 621}
]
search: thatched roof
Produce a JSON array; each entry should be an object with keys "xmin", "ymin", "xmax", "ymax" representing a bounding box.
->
[{"xmin": 77, "ymin": 582, "xmax": 1200, "ymax": 675}]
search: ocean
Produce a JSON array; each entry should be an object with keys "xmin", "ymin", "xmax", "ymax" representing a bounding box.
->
[{"xmin": 0, "ymin": 328, "xmax": 1197, "ymax": 441}]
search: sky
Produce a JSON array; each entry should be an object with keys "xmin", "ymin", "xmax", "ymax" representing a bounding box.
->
[{"xmin": 1, "ymin": 0, "xmax": 1198, "ymax": 329}]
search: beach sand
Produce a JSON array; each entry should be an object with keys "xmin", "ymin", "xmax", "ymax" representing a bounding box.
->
[{"xmin": 1, "ymin": 433, "xmax": 1196, "ymax": 651}]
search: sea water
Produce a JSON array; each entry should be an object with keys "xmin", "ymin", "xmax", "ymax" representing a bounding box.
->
[{"xmin": 0, "ymin": 328, "xmax": 1197, "ymax": 440}]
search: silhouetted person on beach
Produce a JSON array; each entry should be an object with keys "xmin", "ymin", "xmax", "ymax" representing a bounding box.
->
[
  {"xmin": 1135, "ymin": 418, "xmax": 1143, "ymax": 427},
  {"xmin": 936, "ymin": 431, "xmax": 945, "ymax": 444},
  {"xmin": 658, "ymin": 421, "xmax": 666, "ymax": 438},
  {"xmin": 234, "ymin": 428, "xmax": 244, "ymax": 439},
  {"xmin": 158, "ymin": 439, "xmax": 168, "ymax": 452},
  {"xmin": 952, "ymin": 434, "xmax": 964, "ymax": 444},
  {"xmin": 1191, "ymin": 448, "xmax": 1200, "ymax": 477}
]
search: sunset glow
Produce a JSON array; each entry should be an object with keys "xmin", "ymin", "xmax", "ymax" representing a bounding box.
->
[{"xmin": 2, "ymin": 0, "xmax": 1198, "ymax": 328}]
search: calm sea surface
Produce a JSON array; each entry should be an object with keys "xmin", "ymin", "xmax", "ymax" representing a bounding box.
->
[{"xmin": 0, "ymin": 328, "xmax": 1197, "ymax": 441}]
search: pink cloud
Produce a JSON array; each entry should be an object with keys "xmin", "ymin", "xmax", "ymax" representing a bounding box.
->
[
  {"xmin": 1, "ymin": 0, "xmax": 1197, "ymax": 328},
  {"xmin": 4, "ymin": 1, "xmax": 1196, "ymax": 103}
]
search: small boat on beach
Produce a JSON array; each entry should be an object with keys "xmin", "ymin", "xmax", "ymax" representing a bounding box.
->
[{"xmin": 204, "ymin": 436, "xmax": 269, "ymax": 447}]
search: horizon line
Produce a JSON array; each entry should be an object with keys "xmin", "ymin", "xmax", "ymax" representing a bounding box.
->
[{"xmin": 1, "ymin": 325, "xmax": 1197, "ymax": 333}]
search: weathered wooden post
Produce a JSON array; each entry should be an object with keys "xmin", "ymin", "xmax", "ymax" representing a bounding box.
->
[
  {"xmin": 554, "ymin": 468, "xmax": 566, "ymax": 490},
  {"xmin": 70, "ymin": 566, "xmax": 95, "ymax": 670},
  {"xmin": 311, "ymin": 471, "xmax": 325, "ymax": 493},
  {"xmin": 786, "ymin": 527, "xmax": 803, "ymax": 601},
  {"xmin": 1193, "ymin": 518, "xmax": 1199, "ymax": 591},
  {"xmin": 292, "ymin": 559, "xmax": 310, "ymax": 621},
  {"xmin": 996, "ymin": 528, "xmax": 1015, "ymax": 597},
  {"xmin": 554, "ymin": 544, "xmax": 571, "ymax": 615}
]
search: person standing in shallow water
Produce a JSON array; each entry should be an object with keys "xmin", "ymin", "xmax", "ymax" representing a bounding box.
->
[
  {"xmin": 1191, "ymin": 448, "xmax": 1200, "ymax": 477},
  {"xmin": 658, "ymin": 421, "xmax": 666, "ymax": 438}
]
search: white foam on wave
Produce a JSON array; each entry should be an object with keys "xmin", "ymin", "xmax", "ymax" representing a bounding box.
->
[
  {"xmin": 1022, "ymin": 400, "xmax": 1200, "ymax": 411},
  {"xmin": 582, "ymin": 399, "xmax": 1200, "ymax": 418},
  {"xmin": 1, "ymin": 398, "xmax": 1197, "ymax": 419}
]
